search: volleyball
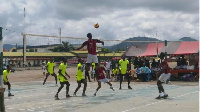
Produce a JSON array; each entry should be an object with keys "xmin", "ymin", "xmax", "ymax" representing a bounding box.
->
[{"xmin": 94, "ymin": 23, "xmax": 99, "ymax": 28}]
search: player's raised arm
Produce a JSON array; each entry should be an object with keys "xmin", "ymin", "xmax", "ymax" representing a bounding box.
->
[
  {"xmin": 94, "ymin": 39, "xmax": 104, "ymax": 45},
  {"xmin": 74, "ymin": 41, "xmax": 87, "ymax": 50}
]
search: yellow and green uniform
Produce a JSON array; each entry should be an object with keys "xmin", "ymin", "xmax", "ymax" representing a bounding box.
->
[
  {"xmin": 47, "ymin": 61, "xmax": 55, "ymax": 74},
  {"xmin": 57, "ymin": 62, "xmax": 67, "ymax": 82},
  {"xmin": 3, "ymin": 70, "xmax": 11, "ymax": 82},
  {"xmin": 119, "ymin": 59, "xmax": 129, "ymax": 74},
  {"xmin": 76, "ymin": 63, "xmax": 85, "ymax": 81},
  {"xmin": 112, "ymin": 68, "xmax": 119, "ymax": 76}
]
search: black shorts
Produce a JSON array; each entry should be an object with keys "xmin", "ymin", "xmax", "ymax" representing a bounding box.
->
[
  {"xmin": 3, "ymin": 81, "xmax": 10, "ymax": 85},
  {"xmin": 60, "ymin": 81, "xmax": 70, "ymax": 85},
  {"xmin": 77, "ymin": 79, "xmax": 86, "ymax": 83}
]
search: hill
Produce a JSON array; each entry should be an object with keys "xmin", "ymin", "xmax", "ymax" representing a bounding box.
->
[
  {"xmin": 107, "ymin": 37, "xmax": 161, "ymax": 51},
  {"xmin": 179, "ymin": 37, "xmax": 197, "ymax": 41}
]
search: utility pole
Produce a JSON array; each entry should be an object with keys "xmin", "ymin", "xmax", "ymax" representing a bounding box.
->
[
  {"xmin": 156, "ymin": 30, "xmax": 158, "ymax": 58},
  {"xmin": 59, "ymin": 28, "xmax": 61, "ymax": 44},
  {"xmin": 0, "ymin": 27, "xmax": 3, "ymax": 87},
  {"xmin": 23, "ymin": 7, "xmax": 27, "ymax": 67}
]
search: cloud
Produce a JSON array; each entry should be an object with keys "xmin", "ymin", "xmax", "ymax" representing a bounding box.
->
[{"xmin": 0, "ymin": 0, "xmax": 198, "ymax": 46}]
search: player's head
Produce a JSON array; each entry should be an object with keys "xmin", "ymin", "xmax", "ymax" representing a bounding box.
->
[
  {"xmin": 50, "ymin": 58, "xmax": 53, "ymax": 62},
  {"xmin": 62, "ymin": 57, "xmax": 67, "ymax": 63},
  {"xmin": 159, "ymin": 52, "xmax": 165, "ymax": 60},
  {"xmin": 78, "ymin": 58, "xmax": 83, "ymax": 64},
  {"xmin": 87, "ymin": 33, "xmax": 92, "ymax": 39},
  {"xmin": 7, "ymin": 65, "xmax": 11, "ymax": 71},
  {"xmin": 122, "ymin": 55, "xmax": 125, "ymax": 60}
]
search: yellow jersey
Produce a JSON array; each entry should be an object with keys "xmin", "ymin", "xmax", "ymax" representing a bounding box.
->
[
  {"xmin": 3, "ymin": 70, "xmax": 11, "ymax": 82},
  {"xmin": 47, "ymin": 61, "xmax": 55, "ymax": 74},
  {"xmin": 57, "ymin": 62, "xmax": 68, "ymax": 82},
  {"xmin": 119, "ymin": 59, "xmax": 129, "ymax": 74},
  {"xmin": 76, "ymin": 63, "xmax": 85, "ymax": 81}
]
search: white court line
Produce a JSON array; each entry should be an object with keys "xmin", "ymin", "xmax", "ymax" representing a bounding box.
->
[{"xmin": 122, "ymin": 91, "xmax": 198, "ymax": 112}]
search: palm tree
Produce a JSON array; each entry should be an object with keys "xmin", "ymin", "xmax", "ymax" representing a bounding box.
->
[{"xmin": 52, "ymin": 41, "xmax": 74, "ymax": 52}]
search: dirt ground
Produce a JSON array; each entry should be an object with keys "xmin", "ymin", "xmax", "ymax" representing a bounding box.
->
[
  {"xmin": 9, "ymin": 66, "xmax": 77, "ymax": 83},
  {"xmin": 8, "ymin": 66, "xmax": 199, "ymax": 86}
]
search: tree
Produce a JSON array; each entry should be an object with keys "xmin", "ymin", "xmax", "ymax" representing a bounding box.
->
[
  {"xmin": 100, "ymin": 47, "xmax": 111, "ymax": 53},
  {"xmin": 29, "ymin": 49, "xmax": 34, "ymax": 52},
  {"xmin": 52, "ymin": 41, "xmax": 74, "ymax": 52},
  {"xmin": 115, "ymin": 48, "xmax": 124, "ymax": 53}
]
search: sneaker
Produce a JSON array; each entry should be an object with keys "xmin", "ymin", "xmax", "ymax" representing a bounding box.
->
[
  {"xmin": 119, "ymin": 87, "xmax": 122, "ymax": 90},
  {"xmin": 155, "ymin": 95, "xmax": 164, "ymax": 99},
  {"xmin": 73, "ymin": 92, "xmax": 77, "ymax": 97},
  {"xmin": 82, "ymin": 93, "xmax": 87, "ymax": 97},
  {"xmin": 110, "ymin": 86, "xmax": 115, "ymax": 91},
  {"xmin": 164, "ymin": 94, "xmax": 168, "ymax": 98},
  {"xmin": 128, "ymin": 86, "xmax": 132, "ymax": 89},
  {"xmin": 55, "ymin": 97, "xmax": 60, "ymax": 100},
  {"xmin": 94, "ymin": 93, "xmax": 96, "ymax": 96},
  {"xmin": 8, "ymin": 93, "xmax": 14, "ymax": 97},
  {"xmin": 54, "ymin": 95, "xmax": 60, "ymax": 100},
  {"xmin": 66, "ymin": 94, "xmax": 71, "ymax": 98}
]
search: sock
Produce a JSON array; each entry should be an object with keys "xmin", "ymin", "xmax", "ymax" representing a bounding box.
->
[
  {"xmin": 94, "ymin": 90, "xmax": 97, "ymax": 94},
  {"xmin": 159, "ymin": 92, "xmax": 164, "ymax": 97},
  {"xmin": 163, "ymin": 92, "xmax": 167, "ymax": 95}
]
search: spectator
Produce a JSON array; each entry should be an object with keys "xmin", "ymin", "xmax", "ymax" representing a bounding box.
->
[
  {"xmin": 180, "ymin": 55, "xmax": 187, "ymax": 65},
  {"xmin": 133, "ymin": 57, "xmax": 139, "ymax": 69},
  {"xmin": 105, "ymin": 59, "xmax": 112, "ymax": 79},
  {"xmin": 135, "ymin": 65, "xmax": 141, "ymax": 80},
  {"xmin": 151, "ymin": 59, "xmax": 157, "ymax": 68},
  {"xmin": 140, "ymin": 64, "xmax": 149, "ymax": 82},
  {"xmin": 145, "ymin": 58, "xmax": 150, "ymax": 68}
]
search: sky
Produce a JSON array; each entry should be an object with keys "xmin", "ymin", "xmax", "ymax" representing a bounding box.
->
[{"xmin": 0, "ymin": 0, "xmax": 199, "ymax": 46}]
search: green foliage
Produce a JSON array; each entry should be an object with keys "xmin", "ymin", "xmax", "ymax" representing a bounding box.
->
[
  {"xmin": 29, "ymin": 49, "xmax": 34, "ymax": 52},
  {"xmin": 12, "ymin": 49, "xmax": 17, "ymax": 52},
  {"xmin": 99, "ymin": 47, "xmax": 111, "ymax": 53},
  {"xmin": 115, "ymin": 48, "xmax": 124, "ymax": 53},
  {"xmin": 52, "ymin": 41, "xmax": 74, "ymax": 52}
]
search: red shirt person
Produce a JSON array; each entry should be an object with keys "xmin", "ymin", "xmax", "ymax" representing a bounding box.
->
[
  {"xmin": 93, "ymin": 64, "xmax": 114, "ymax": 96},
  {"xmin": 74, "ymin": 33, "xmax": 104, "ymax": 70}
]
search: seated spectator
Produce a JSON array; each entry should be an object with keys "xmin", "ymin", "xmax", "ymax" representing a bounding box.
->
[
  {"xmin": 140, "ymin": 64, "xmax": 149, "ymax": 82},
  {"xmin": 129, "ymin": 68, "xmax": 136, "ymax": 80},
  {"xmin": 151, "ymin": 59, "xmax": 157, "ymax": 68},
  {"xmin": 135, "ymin": 65, "xmax": 141, "ymax": 79}
]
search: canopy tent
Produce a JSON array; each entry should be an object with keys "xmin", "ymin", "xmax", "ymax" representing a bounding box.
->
[{"xmin": 124, "ymin": 41, "xmax": 199, "ymax": 57}]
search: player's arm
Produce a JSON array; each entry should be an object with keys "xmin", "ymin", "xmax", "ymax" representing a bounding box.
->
[
  {"xmin": 74, "ymin": 41, "xmax": 87, "ymax": 50},
  {"xmin": 65, "ymin": 72, "xmax": 70, "ymax": 78},
  {"xmin": 94, "ymin": 39, "xmax": 104, "ymax": 45},
  {"xmin": 58, "ymin": 69, "xmax": 67, "ymax": 79}
]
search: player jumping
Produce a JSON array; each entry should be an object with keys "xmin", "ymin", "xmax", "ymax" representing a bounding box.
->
[{"xmin": 74, "ymin": 33, "xmax": 104, "ymax": 71}]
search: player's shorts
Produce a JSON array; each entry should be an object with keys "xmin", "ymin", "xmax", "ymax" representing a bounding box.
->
[
  {"xmin": 60, "ymin": 81, "xmax": 70, "ymax": 86},
  {"xmin": 159, "ymin": 73, "xmax": 171, "ymax": 83},
  {"xmin": 98, "ymin": 78, "xmax": 109, "ymax": 83},
  {"xmin": 86, "ymin": 54, "xmax": 98, "ymax": 63},
  {"xmin": 77, "ymin": 79, "xmax": 86, "ymax": 83}
]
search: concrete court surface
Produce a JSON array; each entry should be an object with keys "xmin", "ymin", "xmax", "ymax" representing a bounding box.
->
[{"xmin": 3, "ymin": 81, "xmax": 199, "ymax": 112}]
